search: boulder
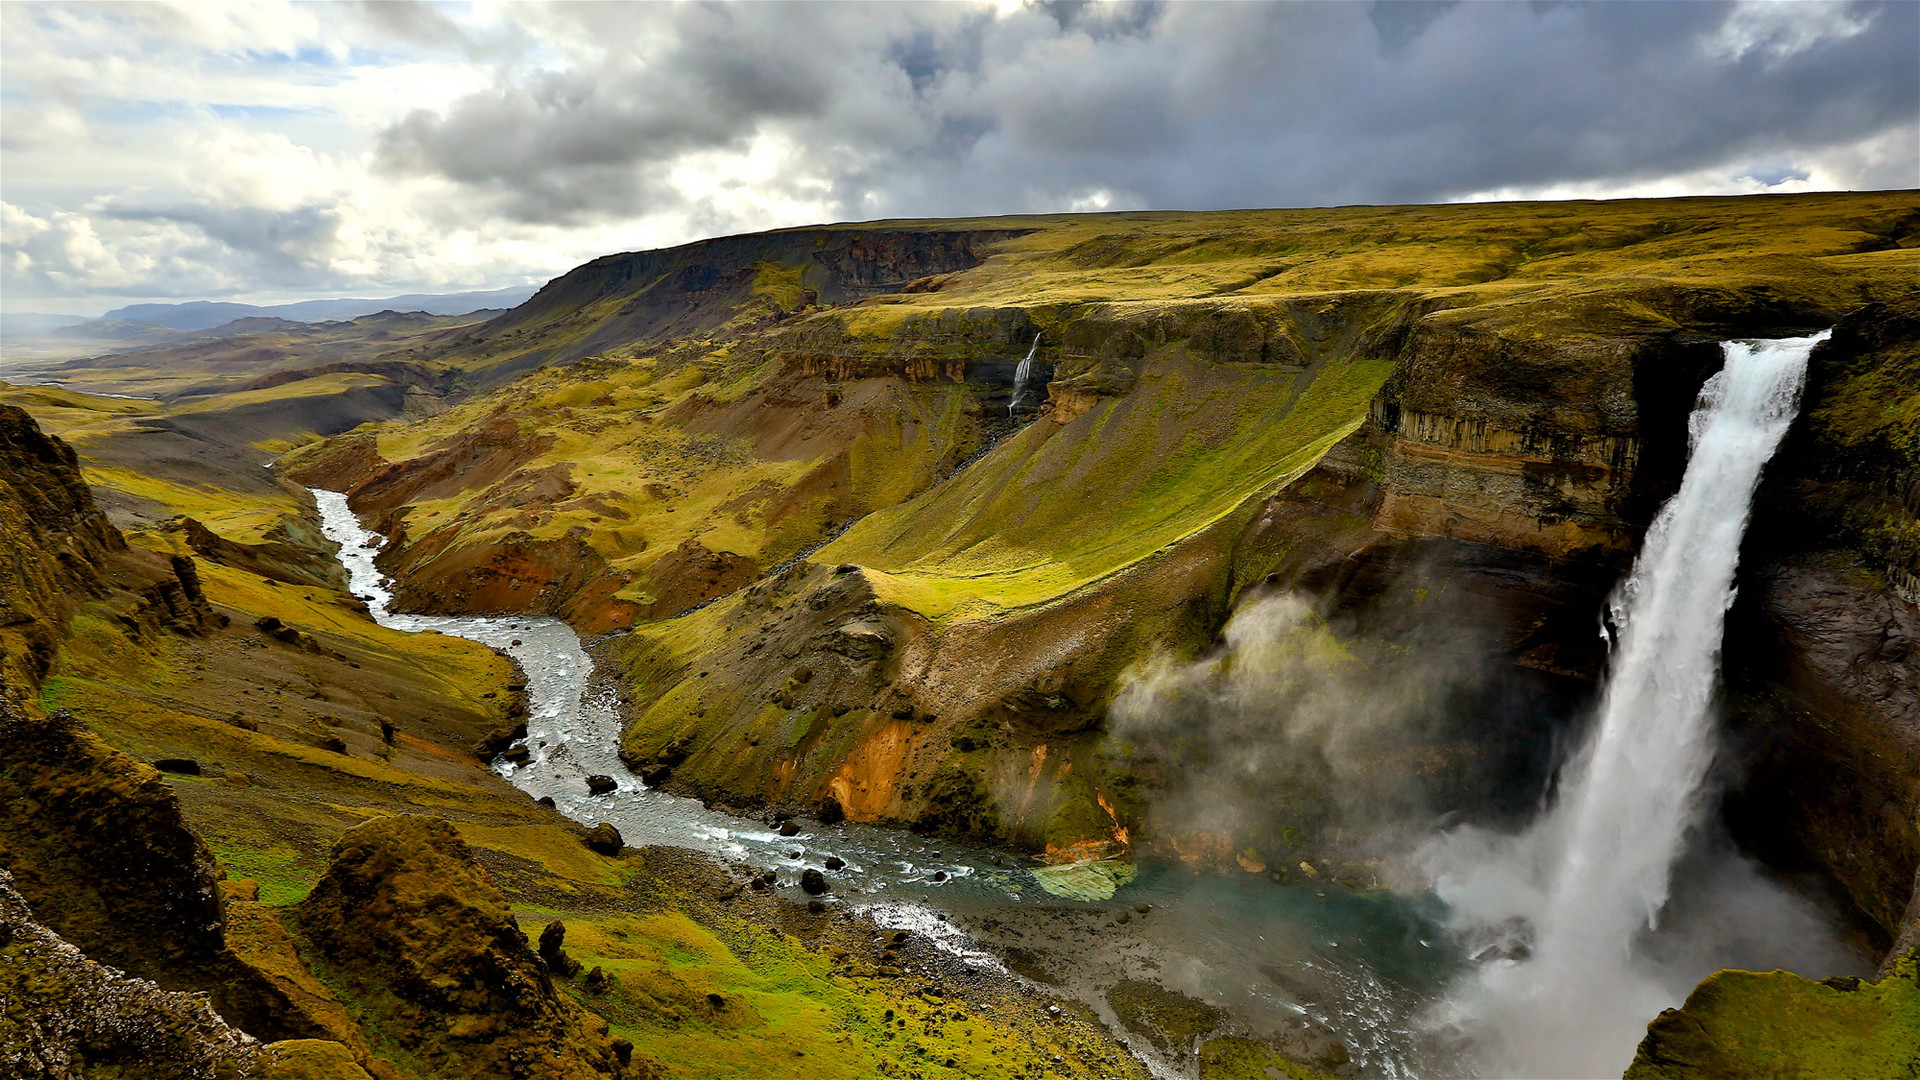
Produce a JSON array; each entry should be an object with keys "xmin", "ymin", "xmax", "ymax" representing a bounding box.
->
[
  {"xmin": 584, "ymin": 822, "xmax": 623, "ymax": 855},
  {"xmin": 538, "ymin": 920, "xmax": 580, "ymax": 977},
  {"xmin": 801, "ymin": 869, "xmax": 829, "ymax": 895},
  {"xmin": 585, "ymin": 774, "xmax": 617, "ymax": 795}
]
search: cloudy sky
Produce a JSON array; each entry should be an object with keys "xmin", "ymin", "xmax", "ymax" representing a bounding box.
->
[{"xmin": 3, "ymin": 0, "xmax": 1914, "ymax": 316}]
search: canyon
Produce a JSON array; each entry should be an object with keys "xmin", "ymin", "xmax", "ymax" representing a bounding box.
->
[{"xmin": 3, "ymin": 190, "xmax": 1917, "ymax": 1078}]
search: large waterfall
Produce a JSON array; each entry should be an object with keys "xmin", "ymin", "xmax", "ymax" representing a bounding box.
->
[
  {"xmin": 1008, "ymin": 331, "xmax": 1041, "ymax": 415},
  {"xmin": 1425, "ymin": 331, "xmax": 1828, "ymax": 1077}
]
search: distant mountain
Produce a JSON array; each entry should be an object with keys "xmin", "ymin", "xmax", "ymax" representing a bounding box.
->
[
  {"xmin": 97, "ymin": 285, "xmax": 543, "ymax": 332},
  {"xmin": 0, "ymin": 313, "xmax": 89, "ymax": 337}
]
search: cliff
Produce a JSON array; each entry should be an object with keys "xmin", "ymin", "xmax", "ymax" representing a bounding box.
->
[{"xmin": 280, "ymin": 194, "xmax": 1920, "ymax": 895}]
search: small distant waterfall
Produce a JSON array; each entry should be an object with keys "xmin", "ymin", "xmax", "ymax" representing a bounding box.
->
[
  {"xmin": 1008, "ymin": 332, "xmax": 1041, "ymax": 416},
  {"xmin": 1427, "ymin": 332, "xmax": 1827, "ymax": 1076}
]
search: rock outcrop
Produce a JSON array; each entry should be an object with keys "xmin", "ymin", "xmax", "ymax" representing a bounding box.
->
[
  {"xmin": 0, "ymin": 404, "xmax": 124, "ymax": 697},
  {"xmin": 0, "ymin": 869, "xmax": 262, "ymax": 1080},
  {"xmin": 293, "ymin": 815, "xmax": 626, "ymax": 1079},
  {"xmin": 1624, "ymin": 953, "xmax": 1920, "ymax": 1079}
]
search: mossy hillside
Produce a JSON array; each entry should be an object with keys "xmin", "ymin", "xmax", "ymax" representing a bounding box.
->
[
  {"xmin": 538, "ymin": 905, "xmax": 1144, "ymax": 1080},
  {"xmin": 34, "ymin": 548, "xmax": 560, "ymax": 913},
  {"xmin": 18, "ymin": 309, "xmax": 491, "ymax": 402},
  {"xmin": 826, "ymin": 342, "xmax": 1395, "ymax": 622},
  {"xmin": 292, "ymin": 815, "xmax": 624, "ymax": 1080},
  {"xmin": 1198, "ymin": 1037, "xmax": 1339, "ymax": 1080},
  {"xmin": 318, "ymin": 345, "xmax": 981, "ymax": 626},
  {"xmin": 502, "ymin": 842, "xmax": 1152, "ymax": 1080},
  {"xmin": 2, "ymin": 382, "xmax": 317, "ymax": 546},
  {"xmin": 1625, "ymin": 955, "xmax": 1920, "ymax": 1080}
]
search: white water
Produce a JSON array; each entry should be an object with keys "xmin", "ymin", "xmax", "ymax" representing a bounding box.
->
[
  {"xmin": 309, "ymin": 486, "xmax": 1460, "ymax": 1079},
  {"xmin": 1422, "ymin": 332, "xmax": 1830, "ymax": 1076},
  {"xmin": 1008, "ymin": 331, "xmax": 1041, "ymax": 415}
]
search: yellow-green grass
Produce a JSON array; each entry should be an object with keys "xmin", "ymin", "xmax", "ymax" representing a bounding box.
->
[
  {"xmin": 825, "ymin": 348, "xmax": 1392, "ymax": 622},
  {"xmin": 535, "ymin": 906, "xmax": 1148, "ymax": 1080},
  {"xmin": 346, "ymin": 349, "xmax": 975, "ymax": 589},
  {"xmin": 168, "ymin": 371, "xmax": 394, "ymax": 416},
  {"xmin": 1625, "ymin": 956, "xmax": 1920, "ymax": 1080},
  {"xmin": 290, "ymin": 190, "xmax": 1918, "ymax": 632}
]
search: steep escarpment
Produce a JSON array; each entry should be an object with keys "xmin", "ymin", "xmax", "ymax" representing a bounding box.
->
[
  {"xmin": 0, "ymin": 869, "xmax": 265, "ymax": 1080},
  {"xmin": 0, "ymin": 404, "xmax": 124, "ymax": 696},
  {"xmin": 1722, "ymin": 296, "xmax": 1920, "ymax": 959},
  {"xmin": 291, "ymin": 193, "xmax": 1919, "ymax": 875}
]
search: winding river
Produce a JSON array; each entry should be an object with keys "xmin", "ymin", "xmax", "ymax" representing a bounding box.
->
[{"xmin": 311, "ymin": 487, "xmax": 1469, "ymax": 1077}]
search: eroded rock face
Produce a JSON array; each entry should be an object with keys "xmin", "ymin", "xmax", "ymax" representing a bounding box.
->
[
  {"xmin": 0, "ymin": 869, "xmax": 261, "ymax": 1080},
  {"xmin": 0, "ymin": 405, "xmax": 125, "ymax": 696},
  {"xmin": 0, "ymin": 700, "xmax": 226, "ymax": 983},
  {"xmin": 1722, "ymin": 298, "xmax": 1920, "ymax": 957},
  {"xmin": 294, "ymin": 815, "xmax": 624, "ymax": 1080}
]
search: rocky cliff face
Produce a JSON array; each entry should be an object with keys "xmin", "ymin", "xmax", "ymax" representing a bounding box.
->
[
  {"xmin": 286, "ymin": 194, "xmax": 1919, "ymax": 925},
  {"xmin": 1722, "ymin": 297, "xmax": 1920, "ymax": 959},
  {"xmin": 0, "ymin": 405, "xmax": 124, "ymax": 697},
  {"xmin": 293, "ymin": 815, "xmax": 627, "ymax": 1080}
]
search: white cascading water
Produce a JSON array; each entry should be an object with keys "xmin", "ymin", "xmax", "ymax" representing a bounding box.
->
[
  {"xmin": 1424, "ymin": 331, "xmax": 1828, "ymax": 1077},
  {"xmin": 1008, "ymin": 331, "xmax": 1041, "ymax": 415}
]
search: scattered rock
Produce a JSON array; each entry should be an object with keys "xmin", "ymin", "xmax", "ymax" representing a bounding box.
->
[
  {"xmin": 779, "ymin": 820, "xmax": 802, "ymax": 837},
  {"xmin": 502, "ymin": 744, "xmax": 531, "ymax": 763},
  {"xmin": 537, "ymin": 796, "xmax": 556, "ymax": 809},
  {"xmin": 585, "ymin": 774, "xmax": 617, "ymax": 795},
  {"xmin": 583, "ymin": 966, "xmax": 612, "ymax": 995},
  {"xmin": 1132, "ymin": 902, "xmax": 1152, "ymax": 914},
  {"xmin": 471, "ymin": 722, "xmax": 527, "ymax": 761},
  {"xmin": 931, "ymin": 871, "xmax": 948, "ymax": 883},
  {"xmin": 153, "ymin": 757, "xmax": 200, "ymax": 775},
  {"xmin": 801, "ymin": 869, "xmax": 828, "ymax": 895},
  {"xmin": 824, "ymin": 856, "xmax": 846, "ymax": 871},
  {"xmin": 584, "ymin": 822, "xmax": 623, "ymax": 856},
  {"xmin": 807, "ymin": 899, "xmax": 828, "ymax": 914},
  {"xmin": 539, "ymin": 921, "xmax": 581, "ymax": 977},
  {"xmin": 817, "ymin": 794, "xmax": 845, "ymax": 825},
  {"xmin": 1114, "ymin": 910, "xmax": 1131, "ymax": 924}
]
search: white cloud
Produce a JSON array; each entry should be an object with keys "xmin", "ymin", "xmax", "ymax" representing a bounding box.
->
[{"xmin": 1, "ymin": 0, "xmax": 1914, "ymax": 316}]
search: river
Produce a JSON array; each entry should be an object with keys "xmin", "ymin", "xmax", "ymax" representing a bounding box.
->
[{"xmin": 309, "ymin": 486, "xmax": 1457, "ymax": 1078}]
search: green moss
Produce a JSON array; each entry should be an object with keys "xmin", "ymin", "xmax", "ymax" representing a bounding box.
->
[
  {"xmin": 1199, "ymin": 1036, "xmax": 1339, "ymax": 1080},
  {"xmin": 541, "ymin": 907, "xmax": 1150, "ymax": 1080},
  {"xmin": 211, "ymin": 842, "xmax": 320, "ymax": 905},
  {"xmin": 1105, "ymin": 978, "xmax": 1226, "ymax": 1055},
  {"xmin": 1625, "ymin": 955, "xmax": 1920, "ymax": 1080}
]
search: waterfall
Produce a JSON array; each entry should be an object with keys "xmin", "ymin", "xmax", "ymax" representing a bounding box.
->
[
  {"xmin": 1425, "ymin": 331, "xmax": 1827, "ymax": 1077},
  {"xmin": 1008, "ymin": 331, "xmax": 1041, "ymax": 416}
]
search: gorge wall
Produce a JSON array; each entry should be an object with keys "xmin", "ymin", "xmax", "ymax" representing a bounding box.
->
[{"xmin": 279, "ymin": 195, "xmax": 1920, "ymax": 965}]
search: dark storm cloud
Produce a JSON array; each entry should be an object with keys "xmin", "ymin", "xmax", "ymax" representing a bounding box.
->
[{"xmin": 375, "ymin": 0, "xmax": 1919, "ymax": 225}]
